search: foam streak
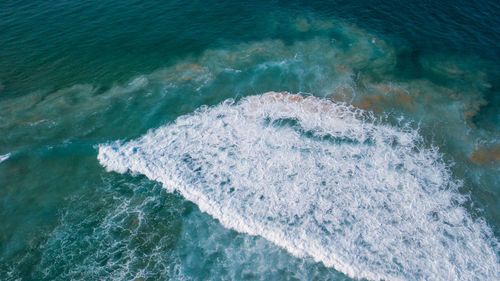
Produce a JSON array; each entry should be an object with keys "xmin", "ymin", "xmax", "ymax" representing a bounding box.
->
[{"xmin": 0, "ymin": 153, "xmax": 10, "ymax": 163}]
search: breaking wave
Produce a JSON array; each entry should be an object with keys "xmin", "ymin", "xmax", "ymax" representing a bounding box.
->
[{"xmin": 98, "ymin": 92, "xmax": 499, "ymax": 280}]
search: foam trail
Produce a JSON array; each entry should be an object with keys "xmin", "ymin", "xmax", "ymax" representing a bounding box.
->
[
  {"xmin": 0, "ymin": 153, "xmax": 10, "ymax": 163},
  {"xmin": 98, "ymin": 92, "xmax": 499, "ymax": 280}
]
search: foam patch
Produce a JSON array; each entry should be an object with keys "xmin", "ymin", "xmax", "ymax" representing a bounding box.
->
[
  {"xmin": 0, "ymin": 153, "xmax": 10, "ymax": 163},
  {"xmin": 98, "ymin": 92, "xmax": 499, "ymax": 280}
]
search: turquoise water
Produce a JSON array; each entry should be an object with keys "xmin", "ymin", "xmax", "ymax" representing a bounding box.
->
[{"xmin": 1, "ymin": 1, "xmax": 499, "ymax": 280}]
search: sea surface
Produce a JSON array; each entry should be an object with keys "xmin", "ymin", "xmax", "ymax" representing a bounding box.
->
[{"xmin": 1, "ymin": 1, "xmax": 499, "ymax": 280}]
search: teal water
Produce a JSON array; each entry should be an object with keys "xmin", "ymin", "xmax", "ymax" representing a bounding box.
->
[{"xmin": 1, "ymin": 1, "xmax": 499, "ymax": 280}]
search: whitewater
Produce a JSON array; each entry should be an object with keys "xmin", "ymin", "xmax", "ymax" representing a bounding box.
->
[{"xmin": 98, "ymin": 92, "xmax": 499, "ymax": 280}]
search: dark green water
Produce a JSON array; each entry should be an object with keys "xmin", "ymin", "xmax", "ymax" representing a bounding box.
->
[{"xmin": 1, "ymin": 1, "xmax": 499, "ymax": 280}]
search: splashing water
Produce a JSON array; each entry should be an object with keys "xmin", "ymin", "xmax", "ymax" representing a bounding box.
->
[{"xmin": 98, "ymin": 92, "xmax": 499, "ymax": 280}]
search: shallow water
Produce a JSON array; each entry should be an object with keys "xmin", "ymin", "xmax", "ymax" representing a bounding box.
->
[{"xmin": 1, "ymin": 1, "xmax": 499, "ymax": 280}]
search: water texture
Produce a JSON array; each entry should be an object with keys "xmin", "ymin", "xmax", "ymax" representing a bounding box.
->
[{"xmin": 1, "ymin": 1, "xmax": 499, "ymax": 280}]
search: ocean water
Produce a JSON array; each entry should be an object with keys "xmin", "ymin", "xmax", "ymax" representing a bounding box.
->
[{"xmin": 1, "ymin": 1, "xmax": 499, "ymax": 280}]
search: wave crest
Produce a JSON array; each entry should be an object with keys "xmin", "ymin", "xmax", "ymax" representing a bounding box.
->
[{"xmin": 98, "ymin": 92, "xmax": 499, "ymax": 280}]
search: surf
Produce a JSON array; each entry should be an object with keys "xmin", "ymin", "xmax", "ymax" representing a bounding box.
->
[{"xmin": 98, "ymin": 92, "xmax": 499, "ymax": 280}]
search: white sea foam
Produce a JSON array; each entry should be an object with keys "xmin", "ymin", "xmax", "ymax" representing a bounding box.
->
[
  {"xmin": 0, "ymin": 153, "xmax": 10, "ymax": 163},
  {"xmin": 98, "ymin": 92, "xmax": 499, "ymax": 280}
]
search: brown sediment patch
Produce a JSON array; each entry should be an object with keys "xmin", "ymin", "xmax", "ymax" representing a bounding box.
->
[
  {"xmin": 463, "ymin": 98, "xmax": 488, "ymax": 128},
  {"xmin": 257, "ymin": 92, "xmax": 349, "ymax": 117},
  {"xmin": 176, "ymin": 65, "xmax": 205, "ymax": 81},
  {"xmin": 351, "ymin": 91, "xmax": 414, "ymax": 114},
  {"xmin": 288, "ymin": 95, "xmax": 303, "ymax": 103},
  {"xmin": 176, "ymin": 63, "xmax": 203, "ymax": 72},
  {"xmin": 470, "ymin": 145, "xmax": 500, "ymax": 166},
  {"xmin": 191, "ymin": 64, "xmax": 203, "ymax": 72},
  {"xmin": 335, "ymin": 64, "xmax": 353, "ymax": 75},
  {"xmin": 352, "ymin": 94, "xmax": 382, "ymax": 109},
  {"xmin": 350, "ymin": 82, "xmax": 415, "ymax": 114},
  {"xmin": 463, "ymin": 110, "xmax": 476, "ymax": 119},
  {"xmin": 423, "ymin": 91, "xmax": 439, "ymax": 105},
  {"xmin": 262, "ymin": 92, "xmax": 304, "ymax": 104},
  {"xmin": 373, "ymin": 84, "xmax": 391, "ymax": 93},
  {"xmin": 373, "ymin": 83, "xmax": 407, "ymax": 96},
  {"xmin": 262, "ymin": 91, "xmax": 287, "ymax": 100},
  {"xmin": 394, "ymin": 92, "xmax": 412, "ymax": 105},
  {"xmin": 329, "ymin": 86, "xmax": 354, "ymax": 103},
  {"xmin": 388, "ymin": 92, "xmax": 414, "ymax": 112},
  {"xmin": 393, "ymin": 88, "xmax": 406, "ymax": 96}
]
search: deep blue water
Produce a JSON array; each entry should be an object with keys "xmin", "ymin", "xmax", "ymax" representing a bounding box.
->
[{"xmin": 0, "ymin": 1, "xmax": 499, "ymax": 280}]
